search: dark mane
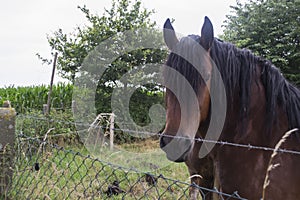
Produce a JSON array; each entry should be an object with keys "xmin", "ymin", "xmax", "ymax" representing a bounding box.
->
[
  {"xmin": 165, "ymin": 35, "xmax": 300, "ymax": 131},
  {"xmin": 261, "ymin": 60, "xmax": 300, "ymax": 130},
  {"xmin": 210, "ymin": 39, "xmax": 300, "ymax": 131}
]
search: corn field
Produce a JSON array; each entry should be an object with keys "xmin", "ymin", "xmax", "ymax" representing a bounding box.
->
[{"xmin": 0, "ymin": 83, "xmax": 73, "ymax": 113}]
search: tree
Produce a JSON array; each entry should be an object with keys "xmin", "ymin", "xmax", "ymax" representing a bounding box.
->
[
  {"xmin": 222, "ymin": 0, "xmax": 300, "ymax": 85},
  {"xmin": 39, "ymin": 0, "xmax": 166, "ymax": 135},
  {"xmin": 40, "ymin": 0, "xmax": 164, "ymax": 82}
]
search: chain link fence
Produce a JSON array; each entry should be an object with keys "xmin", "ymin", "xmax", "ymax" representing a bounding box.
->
[
  {"xmin": 3, "ymin": 134, "xmax": 245, "ymax": 200},
  {"xmin": 0, "ymin": 112, "xmax": 247, "ymax": 199}
]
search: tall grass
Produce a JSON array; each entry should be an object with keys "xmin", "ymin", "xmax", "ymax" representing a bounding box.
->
[{"xmin": 0, "ymin": 83, "xmax": 73, "ymax": 113}]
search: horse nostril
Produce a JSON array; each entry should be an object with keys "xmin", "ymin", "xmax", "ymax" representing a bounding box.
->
[
  {"xmin": 160, "ymin": 134, "xmax": 173, "ymax": 148},
  {"xmin": 160, "ymin": 135, "xmax": 168, "ymax": 148}
]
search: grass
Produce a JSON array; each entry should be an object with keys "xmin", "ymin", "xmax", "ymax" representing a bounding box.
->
[{"xmin": 7, "ymin": 138, "xmax": 192, "ymax": 199}]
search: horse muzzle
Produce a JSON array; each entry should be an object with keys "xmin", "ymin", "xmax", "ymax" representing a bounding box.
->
[{"xmin": 159, "ymin": 134, "xmax": 193, "ymax": 162}]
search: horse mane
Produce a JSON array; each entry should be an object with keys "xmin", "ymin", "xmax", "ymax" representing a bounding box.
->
[
  {"xmin": 164, "ymin": 35, "xmax": 300, "ymax": 131},
  {"xmin": 210, "ymin": 39, "xmax": 300, "ymax": 131}
]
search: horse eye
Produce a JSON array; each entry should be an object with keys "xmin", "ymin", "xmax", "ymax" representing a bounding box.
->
[
  {"xmin": 205, "ymin": 72, "xmax": 211, "ymax": 82},
  {"xmin": 200, "ymin": 70, "xmax": 211, "ymax": 82}
]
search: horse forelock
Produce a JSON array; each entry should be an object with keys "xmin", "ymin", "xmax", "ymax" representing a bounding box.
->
[{"xmin": 164, "ymin": 35, "xmax": 209, "ymax": 96}]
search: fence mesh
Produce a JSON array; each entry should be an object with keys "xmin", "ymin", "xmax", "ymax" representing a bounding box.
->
[{"xmin": 5, "ymin": 134, "xmax": 245, "ymax": 200}]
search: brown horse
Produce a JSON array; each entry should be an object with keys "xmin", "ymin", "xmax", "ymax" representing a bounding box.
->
[{"xmin": 160, "ymin": 17, "xmax": 300, "ymax": 199}]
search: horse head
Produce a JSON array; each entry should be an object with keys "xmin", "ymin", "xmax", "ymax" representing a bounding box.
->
[{"xmin": 160, "ymin": 17, "xmax": 214, "ymax": 162}]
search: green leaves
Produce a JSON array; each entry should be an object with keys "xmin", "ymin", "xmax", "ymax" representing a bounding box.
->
[
  {"xmin": 222, "ymin": 0, "xmax": 300, "ymax": 85},
  {"xmin": 40, "ymin": 0, "xmax": 159, "ymax": 82}
]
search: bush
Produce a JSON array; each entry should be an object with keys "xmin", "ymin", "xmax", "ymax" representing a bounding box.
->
[{"xmin": 16, "ymin": 109, "xmax": 80, "ymax": 145}]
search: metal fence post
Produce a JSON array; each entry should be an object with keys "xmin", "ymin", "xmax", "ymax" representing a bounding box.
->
[{"xmin": 0, "ymin": 101, "xmax": 16, "ymax": 196}]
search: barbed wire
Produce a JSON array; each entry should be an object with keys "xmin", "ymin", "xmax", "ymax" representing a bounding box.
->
[
  {"xmin": 17, "ymin": 114, "xmax": 300, "ymax": 156},
  {"xmin": 113, "ymin": 127, "xmax": 300, "ymax": 156}
]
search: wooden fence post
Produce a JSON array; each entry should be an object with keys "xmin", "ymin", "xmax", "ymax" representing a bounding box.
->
[
  {"xmin": 45, "ymin": 52, "xmax": 58, "ymax": 115},
  {"xmin": 0, "ymin": 102, "xmax": 16, "ymax": 196},
  {"xmin": 71, "ymin": 100, "xmax": 77, "ymax": 114},
  {"xmin": 43, "ymin": 104, "xmax": 48, "ymax": 115},
  {"xmin": 109, "ymin": 114, "xmax": 115, "ymax": 151}
]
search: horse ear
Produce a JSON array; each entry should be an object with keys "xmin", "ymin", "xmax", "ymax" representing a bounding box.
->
[
  {"xmin": 200, "ymin": 16, "xmax": 214, "ymax": 51},
  {"xmin": 163, "ymin": 18, "xmax": 179, "ymax": 50}
]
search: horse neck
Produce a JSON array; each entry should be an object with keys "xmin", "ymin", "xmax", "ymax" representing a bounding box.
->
[{"xmin": 220, "ymin": 63, "xmax": 289, "ymax": 146}]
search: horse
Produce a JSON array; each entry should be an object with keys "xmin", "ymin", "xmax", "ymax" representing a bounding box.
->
[{"xmin": 160, "ymin": 16, "xmax": 300, "ymax": 199}]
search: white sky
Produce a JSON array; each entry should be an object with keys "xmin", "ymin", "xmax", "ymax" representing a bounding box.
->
[{"xmin": 0, "ymin": 0, "xmax": 237, "ymax": 87}]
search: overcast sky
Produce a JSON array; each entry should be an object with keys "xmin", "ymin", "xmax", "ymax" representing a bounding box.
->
[{"xmin": 0, "ymin": 0, "xmax": 237, "ymax": 88}]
